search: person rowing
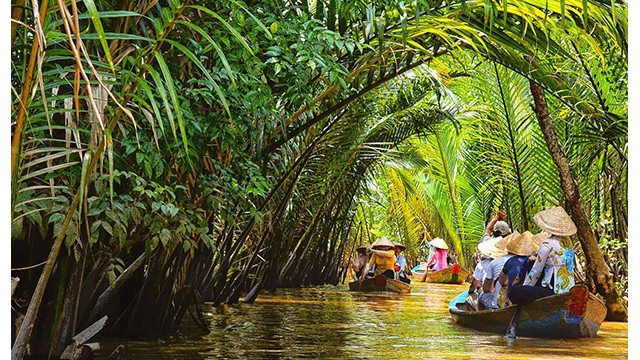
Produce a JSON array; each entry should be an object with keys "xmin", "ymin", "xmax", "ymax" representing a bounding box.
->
[
  {"xmin": 364, "ymin": 236, "xmax": 396, "ymax": 279},
  {"xmin": 425, "ymin": 237, "xmax": 449, "ymax": 271}
]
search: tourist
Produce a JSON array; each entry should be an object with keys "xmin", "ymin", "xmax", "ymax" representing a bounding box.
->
[
  {"xmin": 468, "ymin": 236, "xmax": 504, "ymax": 296},
  {"xmin": 425, "ymin": 237, "xmax": 449, "ymax": 271},
  {"xmin": 364, "ymin": 236, "xmax": 397, "ymax": 279},
  {"xmin": 480, "ymin": 210, "xmax": 511, "ymax": 244},
  {"xmin": 352, "ymin": 242, "xmax": 371, "ymax": 280},
  {"xmin": 394, "ymin": 242, "xmax": 411, "ymax": 284},
  {"xmin": 473, "ymin": 211, "xmax": 511, "ymax": 290},
  {"xmin": 478, "ymin": 232, "xmax": 516, "ymax": 309},
  {"xmin": 509, "ymin": 207, "xmax": 577, "ymax": 304},
  {"xmin": 497, "ymin": 231, "xmax": 547, "ymax": 299}
]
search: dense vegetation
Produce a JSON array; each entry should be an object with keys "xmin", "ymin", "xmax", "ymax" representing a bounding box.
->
[{"xmin": 11, "ymin": 0, "xmax": 627, "ymax": 358}]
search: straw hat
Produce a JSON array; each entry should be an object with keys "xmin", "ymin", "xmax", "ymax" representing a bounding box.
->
[
  {"xmin": 505, "ymin": 231, "xmax": 537, "ymax": 256},
  {"xmin": 532, "ymin": 231, "xmax": 550, "ymax": 249},
  {"xmin": 494, "ymin": 221, "xmax": 511, "ymax": 236},
  {"xmin": 430, "ymin": 237, "xmax": 448, "ymax": 250},
  {"xmin": 356, "ymin": 242, "xmax": 372, "ymax": 254},
  {"xmin": 372, "ymin": 236, "xmax": 395, "ymax": 249},
  {"xmin": 495, "ymin": 231, "xmax": 520, "ymax": 251},
  {"xmin": 533, "ymin": 206, "xmax": 577, "ymax": 236},
  {"xmin": 477, "ymin": 237, "xmax": 508, "ymax": 259},
  {"xmin": 393, "ymin": 242, "xmax": 406, "ymax": 251}
]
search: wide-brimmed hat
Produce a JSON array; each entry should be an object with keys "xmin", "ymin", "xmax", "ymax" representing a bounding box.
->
[
  {"xmin": 356, "ymin": 242, "xmax": 371, "ymax": 254},
  {"xmin": 533, "ymin": 206, "xmax": 577, "ymax": 236},
  {"xmin": 430, "ymin": 237, "xmax": 448, "ymax": 250},
  {"xmin": 505, "ymin": 231, "xmax": 538, "ymax": 256},
  {"xmin": 372, "ymin": 236, "xmax": 395, "ymax": 249},
  {"xmin": 532, "ymin": 231, "xmax": 550, "ymax": 249},
  {"xmin": 393, "ymin": 242, "xmax": 406, "ymax": 251},
  {"xmin": 495, "ymin": 231, "xmax": 520, "ymax": 251},
  {"xmin": 477, "ymin": 237, "xmax": 508, "ymax": 259},
  {"xmin": 494, "ymin": 221, "xmax": 511, "ymax": 236}
]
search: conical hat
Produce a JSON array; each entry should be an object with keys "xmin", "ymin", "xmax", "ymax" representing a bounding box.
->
[
  {"xmin": 393, "ymin": 242, "xmax": 406, "ymax": 251},
  {"xmin": 372, "ymin": 236, "xmax": 394, "ymax": 249},
  {"xmin": 505, "ymin": 231, "xmax": 537, "ymax": 256},
  {"xmin": 495, "ymin": 231, "xmax": 520, "ymax": 251},
  {"xmin": 356, "ymin": 242, "xmax": 371, "ymax": 253},
  {"xmin": 532, "ymin": 231, "xmax": 550, "ymax": 250},
  {"xmin": 477, "ymin": 237, "xmax": 508, "ymax": 259},
  {"xmin": 533, "ymin": 206, "xmax": 577, "ymax": 236},
  {"xmin": 430, "ymin": 237, "xmax": 448, "ymax": 250}
]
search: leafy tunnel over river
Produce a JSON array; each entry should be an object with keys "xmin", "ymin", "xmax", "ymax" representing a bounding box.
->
[{"xmin": 11, "ymin": 0, "xmax": 627, "ymax": 358}]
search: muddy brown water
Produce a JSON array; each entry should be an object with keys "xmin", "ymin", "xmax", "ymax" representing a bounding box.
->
[{"xmin": 94, "ymin": 281, "xmax": 627, "ymax": 359}]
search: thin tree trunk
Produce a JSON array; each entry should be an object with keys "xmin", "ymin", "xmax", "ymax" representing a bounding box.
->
[
  {"xmin": 11, "ymin": 0, "xmax": 25, "ymax": 46},
  {"xmin": 528, "ymin": 76, "xmax": 627, "ymax": 321},
  {"xmin": 88, "ymin": 253, "xmax": 146, "ymax": 323}
]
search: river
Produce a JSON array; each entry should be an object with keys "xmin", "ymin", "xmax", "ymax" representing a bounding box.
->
[{"xmin": 95, "ymin": 281, "xmax": 627, "ymax": 359}]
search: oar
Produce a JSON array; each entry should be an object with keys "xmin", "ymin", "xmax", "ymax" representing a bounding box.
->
[
  {"xmin": 420, "ymin": 264, "xmax": 430, "ymax": 282},
  {"xmin": 505, "ymin": 304, "xmax": 521, "ymax": 343}
]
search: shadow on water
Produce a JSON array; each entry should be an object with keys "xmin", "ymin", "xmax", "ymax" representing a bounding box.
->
[{"xmin": 94, "ymin": 282, "xmax": 627, "ymax": 359}]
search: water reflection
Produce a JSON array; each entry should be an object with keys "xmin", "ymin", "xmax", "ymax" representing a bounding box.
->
[{"xmin": 95, "ymin": 282, "xmax": 627, "ymax": 359}]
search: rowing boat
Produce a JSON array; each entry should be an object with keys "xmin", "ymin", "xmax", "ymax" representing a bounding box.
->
[
  {"xmin": 348, "ymin": 275, "xmax": 411, "ymax": 294},
  {"xmin": 420, "ymin": 264, "xmax": 469, "ymax": 284},
  {"xmin": 448, "ymin": 284, "xmax": 607, "ymax": 338}
]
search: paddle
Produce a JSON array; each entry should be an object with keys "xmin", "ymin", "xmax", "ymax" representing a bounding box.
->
[
  {"xmin": 505, "ymin": 304, "xmax": 521, "ymax": 343},
  {"xmin": 420, "ymin": 264, "xmax": 430, "ymax": 282}
]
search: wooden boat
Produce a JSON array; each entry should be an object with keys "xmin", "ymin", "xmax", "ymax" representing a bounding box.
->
[
  {"xmin": 348, "ymin": 275, "xmax": 411, "ymax": 294},
  {"xmin": 448, "ymin": 284, "xmax": 607, "ymax": 338},
  {"xmin": 420, "ymin": 264, "xmax": 469, "ymax": 284}
]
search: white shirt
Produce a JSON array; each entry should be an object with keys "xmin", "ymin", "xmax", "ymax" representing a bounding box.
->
[
  {"xmin": 485, "ymin": 254, "xmax": 514, "ymax": 308},
  {"xmin": 524, "ymin": 235, "xmax": 575, "ymax": 294},
  {"xmin": 473, "ymin": 258, "xmax": 492, "ymax": 281},
  {"xmin": 486, "ymin": 255, "xmax": 514, "ymax": 281}
]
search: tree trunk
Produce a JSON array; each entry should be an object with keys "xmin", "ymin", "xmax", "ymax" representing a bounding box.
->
[
  {"xmin": 528, "ymin": 77, "xmax": 627, "ymax": 321},
  {"xmin": 11, "ymin": 0, "xmax": 25, "ymax": 46}
]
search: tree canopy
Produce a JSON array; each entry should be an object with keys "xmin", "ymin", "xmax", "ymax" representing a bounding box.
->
[{"xmin": 11, "ymin": 1, "xmax": 627, "ymax": 357}]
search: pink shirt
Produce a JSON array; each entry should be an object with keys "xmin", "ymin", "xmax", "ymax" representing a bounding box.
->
[{"xmin": 426, "ymin": 248, "xmax": 449, "ymax": 271}]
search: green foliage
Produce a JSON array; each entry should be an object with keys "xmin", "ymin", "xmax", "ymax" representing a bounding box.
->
[{"xmin": 10, "ymin": 0, "xmax": 627, "ymax": 348}]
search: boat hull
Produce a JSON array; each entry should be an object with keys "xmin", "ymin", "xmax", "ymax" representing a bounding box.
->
[
  {"xmin": 348, "ymin": 275, "xmax": 411, "ymax": 294},
  {"xmin": 423, "ymin": 265, "xmax": 470, "ymax": 284},
  {"xmin": 448, "ymin": 284, "xmax": 607, "ymax": 338}
]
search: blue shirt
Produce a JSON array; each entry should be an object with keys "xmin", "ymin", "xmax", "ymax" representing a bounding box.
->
[
  {"xmin": 501, "ymin": 255, "xmax": 528, "ymax": 296},
  {"xmin": 396, "ymin": 255, "xmax": 407, "ymax": 276}
]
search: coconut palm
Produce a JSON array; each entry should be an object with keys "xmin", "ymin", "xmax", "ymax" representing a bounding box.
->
[{"xmin": 11, "ymin": 0, "xmax": 627, "ymax": 357}]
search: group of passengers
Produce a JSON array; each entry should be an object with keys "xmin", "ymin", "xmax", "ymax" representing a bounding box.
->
[
  {"xmin": 467, "ymin": 206, "xmax": 577, "ymax": 310},
  {"xmin": 351, "ymin": 237, "xmax": 412, "ymax": 284}
]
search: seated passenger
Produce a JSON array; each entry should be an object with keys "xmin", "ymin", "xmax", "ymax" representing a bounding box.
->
[
  {"xmin": 364, "ymin": 236, "xmax": 397, "ymax": 279},
  {"xmin": 468, "ymin": 236, "xmax": 505, "ymax": 295},
  {"xmin": 393, "ymin": 242, "xmax": 411, "ymax": 284},
  {"xmin": 471, "ymin": 211, "xmax": 510, "ymax": 296},
  {"xmin": 478, "ymin": 232, "xmax": 516, "ymax": 309},
  {"xmin": 352, "ymin": 242, "xmax": 371, "ymax": 280},
  {"xmin": 497, "ymin": 231, "xmax": 548, "ymax": 302},
  {"xmin": 509, "ymin": 207, "xmax": 577, "ymax": 305},
  {"xmin": 466, "ymin": 236, "xmax": 504, "ymax": 310},
  {"xmin": 425, "ymin": 237, "xmax": 449, "ymax": 271}
]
